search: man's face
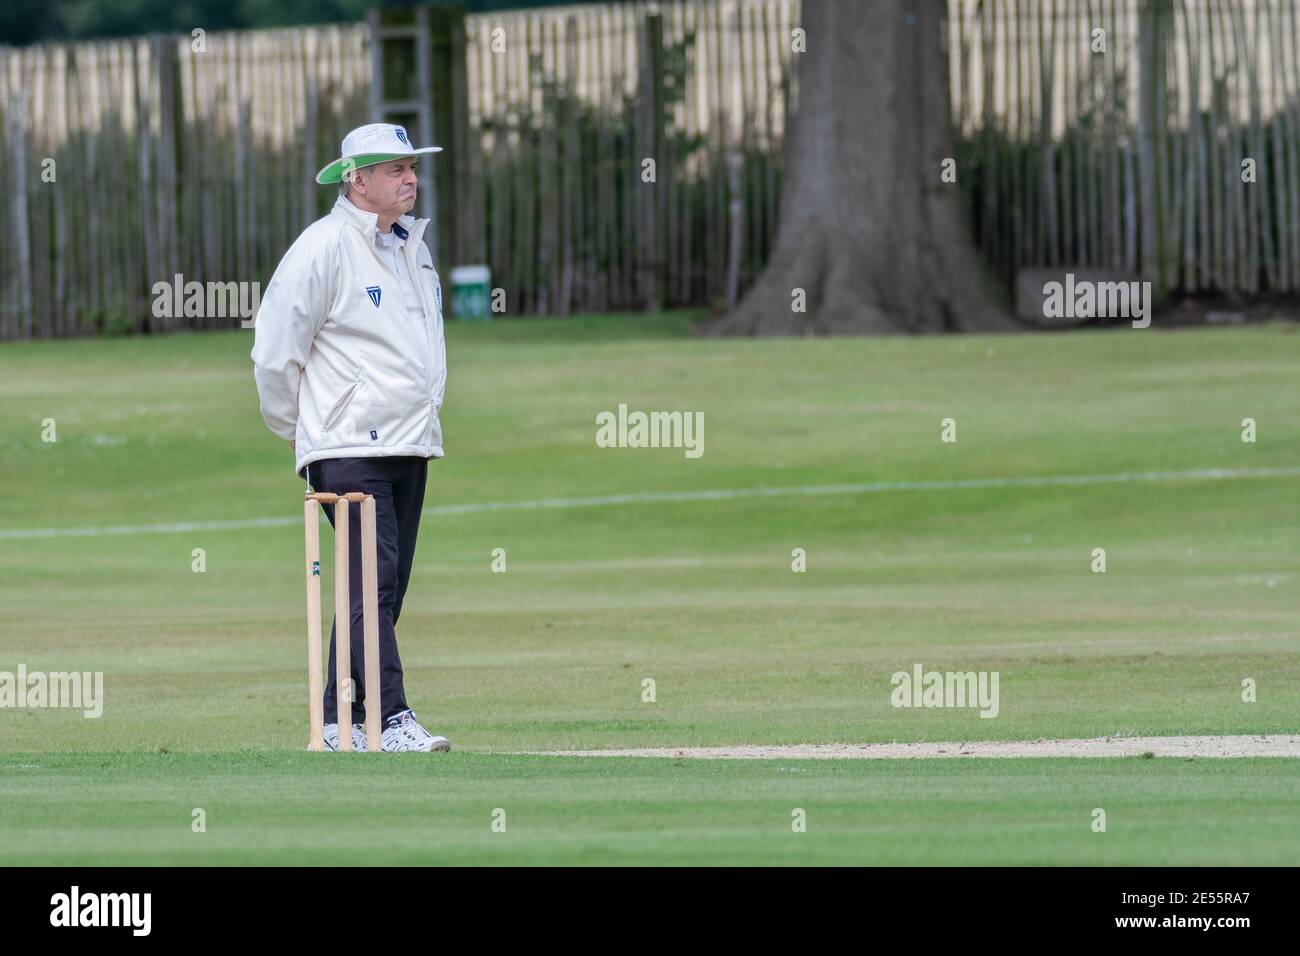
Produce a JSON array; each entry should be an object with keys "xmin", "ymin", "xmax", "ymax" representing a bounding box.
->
[{"xmin": 352, "ymin": 158, "xmax": 418, "ymax": 216}]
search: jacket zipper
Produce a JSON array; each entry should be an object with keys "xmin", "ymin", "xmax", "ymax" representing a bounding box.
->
[{"xmin": 404, "ymin": 224, "xmax": 437, "ymax": 438}]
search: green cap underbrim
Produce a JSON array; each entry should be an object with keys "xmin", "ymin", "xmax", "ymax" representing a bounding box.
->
[{"xmin": 315, "ymin": 148, "xmax": 442, "ymax": 185}]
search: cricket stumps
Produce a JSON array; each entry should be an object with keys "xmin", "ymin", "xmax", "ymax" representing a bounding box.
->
[{"xmin": 304, "ymin": 491, "xmax": 381, "ymax": 752}]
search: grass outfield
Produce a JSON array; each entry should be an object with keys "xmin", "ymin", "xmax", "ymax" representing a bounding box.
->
[
  {"xmin": 2, "ymin": 754, "xmax": 1298, "ymax": 865},
  {"xmin": 1, "ymin": 313, "xmax": 1298, "ymax": 864}
]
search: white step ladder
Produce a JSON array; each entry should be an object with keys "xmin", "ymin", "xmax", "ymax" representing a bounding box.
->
[{"xmin": 367, "ymin": 7, "xmax": 438, "ymax": 264}]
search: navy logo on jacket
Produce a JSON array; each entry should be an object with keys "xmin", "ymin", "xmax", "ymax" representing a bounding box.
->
[{"xmin": 366, "ymin": 286, "xmax": 382, "ymax": 307}]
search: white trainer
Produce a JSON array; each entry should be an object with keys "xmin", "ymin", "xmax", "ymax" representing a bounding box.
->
[
  {"xmin": 322, "ymin": 722, "xmax": 368, "ymax": 752},
  {"xmin": 381, "ymin": 709, "xmax": 451, "ymax": 753}
]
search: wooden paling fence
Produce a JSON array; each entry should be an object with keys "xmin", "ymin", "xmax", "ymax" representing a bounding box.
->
[
  {"xmin": 1, "ymin": 1, "xmax": 1298, "ymax": 339},
  {"xmin": 0, "ymin": 1, "xmax": 798, "ymax": 338},
  {"xmin": 0, "ymin": 26, "xmax": 370, "ymax": 339},
  {"xmin": 951, "ymin": 0, "xmax": 1300, "ymax": 297}
]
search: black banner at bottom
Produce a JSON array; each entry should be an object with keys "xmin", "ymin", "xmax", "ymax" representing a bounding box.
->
[{"xmin": 0, "ymin": 867, "xmax": 1283, "ymax": 941}]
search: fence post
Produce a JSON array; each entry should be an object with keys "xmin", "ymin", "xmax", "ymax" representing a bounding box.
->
[
  {"xmin": 637, "ymin": 10, "xmax": 665, "ymax": 311},
  {"xmin": 1137, "ymin": 0, "xmax": 1166, "ymax": 299},
  {"xmin": 11, "ymin": 94, "xmax": 33, "ymax": 338},
  {"xmin": 723, "ymin": 2, "xmax": 743, "ymax": 311}
]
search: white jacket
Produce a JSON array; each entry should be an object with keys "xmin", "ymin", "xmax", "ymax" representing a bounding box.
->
[{"xmin": 251, "ymin": 197, "xmax": 447, "ymax": 477}]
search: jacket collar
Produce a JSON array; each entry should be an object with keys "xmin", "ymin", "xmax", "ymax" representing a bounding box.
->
[{"xmin": 333, "ymin": 195, "xmax": 425, "ymax": 244}]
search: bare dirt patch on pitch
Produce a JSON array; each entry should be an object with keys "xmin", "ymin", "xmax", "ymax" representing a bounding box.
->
[{"xmin": 530, "ymin": 735, "xmax": 1300, "ymax": 759}]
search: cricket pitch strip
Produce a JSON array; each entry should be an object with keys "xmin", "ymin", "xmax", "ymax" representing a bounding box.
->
[{"xmin": 520, "ymin": 735, "xmax": 1300, "ymax": 759}]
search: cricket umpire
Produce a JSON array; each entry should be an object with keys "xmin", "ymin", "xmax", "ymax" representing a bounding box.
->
[{"xmin": 252, "ymin": 123, "xmax": 450, "ymax": 753}]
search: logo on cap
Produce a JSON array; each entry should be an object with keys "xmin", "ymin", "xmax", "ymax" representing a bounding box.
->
[{"xmin": 395, "ymin": 127, "xmax": 410, "ymax": 146}]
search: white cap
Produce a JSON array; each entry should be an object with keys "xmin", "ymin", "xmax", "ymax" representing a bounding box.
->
[{"xmin": 315, "ymin": 123, "xmax": 442, "ymax": 185}]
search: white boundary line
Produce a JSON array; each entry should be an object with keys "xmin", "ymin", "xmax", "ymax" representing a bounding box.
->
[{"xmin": 2, "ymin": 465, "xmax": 1298, "ymax": 540}]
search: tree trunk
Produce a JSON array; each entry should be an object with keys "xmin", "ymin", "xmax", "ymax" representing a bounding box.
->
[{"xmin": 709, "ymin": 0, "xmax": 1018, "ymax": 336}]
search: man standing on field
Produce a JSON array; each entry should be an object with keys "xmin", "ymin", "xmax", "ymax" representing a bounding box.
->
[{"xmin": 251, "ymin": 123, "xmax": 451, "ymax": 754}]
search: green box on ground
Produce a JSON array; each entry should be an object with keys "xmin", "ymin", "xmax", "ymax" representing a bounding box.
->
[{"xmin": 450, "ymin": 265, "xmax": 492, "ymax": 320}]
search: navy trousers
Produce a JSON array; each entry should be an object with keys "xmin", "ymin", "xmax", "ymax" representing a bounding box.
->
[{"xmin": 306, "ymin": 455, "xmax": 428, "ymax": 725}]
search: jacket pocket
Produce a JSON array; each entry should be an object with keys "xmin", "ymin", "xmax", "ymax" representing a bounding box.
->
[{"xmin": 322, "ymin": 379, "xmax": 362, "ymax": 433}]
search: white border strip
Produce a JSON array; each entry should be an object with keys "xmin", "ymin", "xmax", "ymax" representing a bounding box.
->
[{"xmin": 2, "ymin": 465, "xmax": 1298, "ymax": 540}]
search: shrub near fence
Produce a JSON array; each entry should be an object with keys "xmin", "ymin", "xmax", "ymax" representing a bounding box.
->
[{"xmin": 451, "ymin": 0, "xmax": 798, "ymax": 315}]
